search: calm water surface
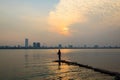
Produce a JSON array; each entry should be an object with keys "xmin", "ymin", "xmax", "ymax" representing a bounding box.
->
[{"xmin": 0, "ymin": 49, "xmax": 119, "ymax": 80}]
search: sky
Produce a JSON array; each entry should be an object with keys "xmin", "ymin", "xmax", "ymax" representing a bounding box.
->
[{"xmin": 0, "ymin": 0, "xmax": 120, "ymax": 47}]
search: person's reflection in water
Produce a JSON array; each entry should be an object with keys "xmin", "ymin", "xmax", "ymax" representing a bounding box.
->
[
  {"xmin": 58, "ymin": 76, "xmax": 62, "ymax": 80},
  {"xmin": 24, "ymin": 53, "xmax": 29, "ymax": 68},
  {"xmin": 58, "ymin": 62, "xmax": 61, "ymax": 70}
]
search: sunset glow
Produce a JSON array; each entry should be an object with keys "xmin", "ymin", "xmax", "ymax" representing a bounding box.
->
[
  {"xmin": 48, "ymin": 0, "xmax": 120, "ymax": 38},
  {"xmin": 0, "ymin": 0, "xmax": 120, "ymax": 79},
  {"xmin": 60, "ymin": 27, "xmax": 69, "ymax": 35},
  {"xmin": 0, "ymin": 0, "xmax": 120, "ymax": 46},
  {"xmin": 63, "ymin": 27, "xmax": 69, "ymax": 31}
]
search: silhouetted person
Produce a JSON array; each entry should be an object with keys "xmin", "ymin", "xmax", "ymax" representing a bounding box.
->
[
  {"xmin": 57, "ymin": 49, "xmax": 61, "ymax": 66},
  {"xmin": 57, "ymin": 49, "xmax": 61, "ymax": 61}
]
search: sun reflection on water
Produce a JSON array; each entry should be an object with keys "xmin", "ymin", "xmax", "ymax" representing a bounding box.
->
[
  {"xmin": 47, "ymin": 61, "xmax": 73, "ymax": 80},
  {"xmin": 60, "ymin": 49, "xmax": 71, "ymax": 54}
]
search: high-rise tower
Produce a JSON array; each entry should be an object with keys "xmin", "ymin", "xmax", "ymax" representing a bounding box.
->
[{"xmin": 25, "ymin": 38, "xmax": 28, "ymax": 48}]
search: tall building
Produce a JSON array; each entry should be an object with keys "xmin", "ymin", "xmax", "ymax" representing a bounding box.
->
[
  {"xmin": 58, "ymin": 44, "xmax": 62, "ymax": 48},
  {"xmin": 68, "ymin": 44, "xmax": 73, "ymax": 48},
  {"xmin": 36, "ymin": 42, "xmax": 40, "ymax": 48},
  {"xmin": 25, "ymin": 38, "xmax": 28, "ymax": 48},
  {"xmin": 33, "ymin": 42, "xmax": 36, "ymax": 48},
  {"xmin": 33, "ymin": 42, "xmax": 40, "ymax": 48}
]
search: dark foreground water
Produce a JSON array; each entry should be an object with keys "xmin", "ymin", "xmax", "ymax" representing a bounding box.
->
[{"xmin": 0, "ymin": 49, "xmax": 119, "ymax": 80}]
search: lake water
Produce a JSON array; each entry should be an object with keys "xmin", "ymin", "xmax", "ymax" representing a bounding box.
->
[{"xmin": 0, "ymin": 49, "xmax": 119, "ymax": 80}]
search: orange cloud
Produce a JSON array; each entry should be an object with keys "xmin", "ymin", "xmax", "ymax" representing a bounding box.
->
[
  {"xmin": 48, "ymin": 0, "xmax": 120, "ymax": 35},
  {"xmin": 48, "ymin": 0, "xmax": 87, "ymax": 35}
]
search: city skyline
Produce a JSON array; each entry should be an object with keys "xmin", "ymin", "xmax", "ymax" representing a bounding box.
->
[
  {"xmin": 0, "ymin": 38, "xmax": 120, "ymax": 49},
  {"xmin": 0, "ymin": 0, "xmax": 120, "ymax": 46}
]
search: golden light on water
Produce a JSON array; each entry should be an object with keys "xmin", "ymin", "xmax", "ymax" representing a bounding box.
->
[{"xmin": 61, "ymin": 49, "xmax": 71, "ymax": 54}]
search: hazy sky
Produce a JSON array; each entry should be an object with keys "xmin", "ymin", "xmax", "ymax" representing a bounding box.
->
[{"xmin": 0, "ymin": 0, "xmax": 120, "ymax": 46}]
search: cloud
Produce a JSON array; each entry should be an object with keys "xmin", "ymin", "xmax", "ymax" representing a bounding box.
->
[
  {"xmin": 48, "ymin": 0, "xmax": 87, "ymax": 35},
  {"xmin": 48, "ymin": 0, "xmax": 120, "ymax": 35}
]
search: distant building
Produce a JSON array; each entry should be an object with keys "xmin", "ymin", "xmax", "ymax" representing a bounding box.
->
[
  {"xmin": 25, "ymin": 38, "xmax": 28, "ymax": 48},
  {"xmin": 33, "ymin": 42, "xmax": 40, "ymax": 48},
  {"xmin": 36, "ymin": 42, "xmax": 40, "ymax": 48},
  {"xmin": 94, "ymin": 45, "xmax": 99, "ymax": 48},
  {"xmin": 68, "ymin": 45, "xmax": 73, "ymax": 48},
  {"xmin": 84, "ymin": 45, "xmax": 87, "ymax": 48},
  {"xmin": 33, "ymin": 42, "xmax": 37, "ymax": 48},
  {"xmin": 58, "ymin": 44, "xmax": 62, "ymax": 48}
]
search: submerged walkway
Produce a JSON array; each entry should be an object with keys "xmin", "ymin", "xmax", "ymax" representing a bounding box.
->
[{"xmin": 54, "ymin": 60, "xmax": 120, "ymax": 80}]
